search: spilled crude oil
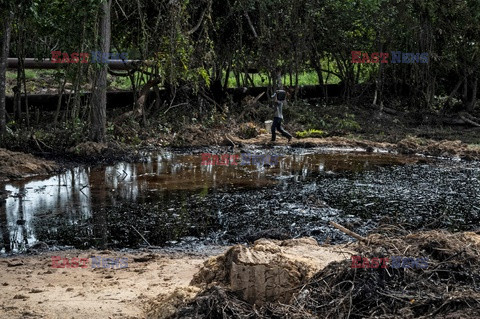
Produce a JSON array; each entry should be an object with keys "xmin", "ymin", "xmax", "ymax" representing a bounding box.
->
[{"xmin": 0, "ymin": 147, "xmax": 479, "ymax": 252}]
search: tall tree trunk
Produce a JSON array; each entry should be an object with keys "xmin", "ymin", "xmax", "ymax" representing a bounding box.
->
[
  {"xmin": 0, "ymin": 11, "xmax": 13, "ymax": 136},
  {"xmin": 91, "ymin": 0, "xmax": 112, "ymax": 143}
]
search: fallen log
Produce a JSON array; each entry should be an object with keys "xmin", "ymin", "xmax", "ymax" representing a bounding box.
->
[{"xmin": 459, "ymin": 112, "xmax": 480, "ymax": 127}]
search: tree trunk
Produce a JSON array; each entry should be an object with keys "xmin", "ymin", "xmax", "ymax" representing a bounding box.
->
[
  {"xmin": 54, "ymin": 76, "xmax": 67, "ymax": 126},
  {"xmin": 91, "ymin": 0, "xmax": 112, "ymax": 143},
  {"xmin": 467, "ymin": 76, "xmax": 477, "ymax": 112},
  {"xmin": 0, "ymin": 187, "xmax": 10, "ymax": 252},
  {"xmin": 0, "ymin": 11, "xmax": 13, "ymax": 136},
  {"xmin": 275, "ymin": 69, "xmax": 283, "ymax": 89},
  {"xmin": 373, "ymin": 40, "xmax": 384, "ymax": 110}
]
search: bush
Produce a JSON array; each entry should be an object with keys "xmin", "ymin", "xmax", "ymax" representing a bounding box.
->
[{"xmin": 238, "ymin": 122, "xmax": 259, "ymax": 139}]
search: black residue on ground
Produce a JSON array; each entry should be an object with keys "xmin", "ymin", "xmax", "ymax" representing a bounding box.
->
[{"xmin": 10, "ymin": 155, "xmax": 479, "ymax": 251}]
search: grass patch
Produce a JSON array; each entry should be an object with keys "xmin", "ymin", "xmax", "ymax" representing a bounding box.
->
[
  {"xmin": 7, "ymin": 69, "xmax": 43, "ymax": 80},
  {"xmin": 295, "ymin": 129, "xmax": 327, "ymax": 138},
  {"xmin": 226, "ymin": 70, "xmax": 341, "ymax": 88}
]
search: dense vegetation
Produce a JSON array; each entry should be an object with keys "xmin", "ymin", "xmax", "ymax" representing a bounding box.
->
[{"xmin": 0, "ymin": 0, "xmax": 479, "ymax": 146}]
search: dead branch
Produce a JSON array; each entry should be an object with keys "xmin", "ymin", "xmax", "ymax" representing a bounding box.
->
[
  {"xmin": 329, "ymin": 221, "xmax": 367, "ymax": 243},
  {"xmin": 131, "ymin": 225, "xmax": 151, "ymax": 247},
  {"xmin": 460, "ymin": 114, "xmax": 480, "ymax": 127}
]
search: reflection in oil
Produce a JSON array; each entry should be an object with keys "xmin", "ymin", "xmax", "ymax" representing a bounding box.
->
[{"xmin": 0, "ymin": 151, "xmax": 417, "ymax": 252}]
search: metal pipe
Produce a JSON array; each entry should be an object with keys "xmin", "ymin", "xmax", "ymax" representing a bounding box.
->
[{"xmin": 7, "ymin": 58, "xmax": 143, "ymax": 70}]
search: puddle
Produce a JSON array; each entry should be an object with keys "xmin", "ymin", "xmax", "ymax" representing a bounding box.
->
[{"xmin": 2, "ymin": 149, "xmax": 476, "ymax": 253}]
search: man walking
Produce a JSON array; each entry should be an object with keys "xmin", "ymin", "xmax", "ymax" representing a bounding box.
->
[{"xmin": 271, "ymin": 89, "xmax": 292, "ymax": 142}]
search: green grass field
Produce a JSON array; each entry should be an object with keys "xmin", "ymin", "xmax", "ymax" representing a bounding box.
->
[{"xmin": 6, "ymin": 66, "xmax": 346, "ymax": 93}]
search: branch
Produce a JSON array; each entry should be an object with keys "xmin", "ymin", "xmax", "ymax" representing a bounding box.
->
[
  {"xmin": 244, "ymin": 11, "xmax": 258, "ymax": 38},
  {"xmin": 199, "ymin": 89, "xmax": 222, "ymax": 109},
  {"xmin": 114, "ymin": 78, "xmax": 161, "ymax": 123},
  {"xmin": 330, "ymin": 221, "xmax": 367, "ymax": 243},
  {"xmin": 225, "ymin": 134, "xmax": 236, "ymax": 148},
  {"xmin": 163, "ymin": 102, "xmax": 187, "ymax": 115},
  {"xmin": 131, "ymin": 225, "xmax": 151, "ymax": 247},
  {"xmin": 319, "ymin": 68, "xmax": 342, "ymax": 79},
  {"xmin": 251, "ymin": 91, "xmax": 265, "ymax": 105},
  {"xmin": 187, "ymin": 7, "xmax": 207, "ymax": 35}
]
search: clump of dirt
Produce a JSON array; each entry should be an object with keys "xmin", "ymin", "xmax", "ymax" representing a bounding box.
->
[
  {"xmin": 397, "ymin": 137, "xmax": 480, "ymax": 160},
  {"xmin": 68, "ymin": 141, "xmax": 109, "ymax": 156},
  {"xmin": 145, "ymin": 287, "xmax": 201, "ymax": 319},
  {"xmin": 167, "ymin": 231, "xmax": 480, "ymax": 319},
  {"xmin": 191, "ymin": 237, "xmax": 355, "ymax": 306},
  {"xmin": 0, "ymin": 148, "xmax": 57, "ymax": 181}
]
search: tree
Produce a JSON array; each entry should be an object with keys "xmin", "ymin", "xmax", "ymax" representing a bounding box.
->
[
  {"xmin": 0, "ymin": 6, "xmax": 13, "ymax": 136},
  {"xmin": 91, "ymin": 0, "xmax": 112, "ymax": 143}
]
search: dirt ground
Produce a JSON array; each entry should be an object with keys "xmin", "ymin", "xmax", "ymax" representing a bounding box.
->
[
  {"xmin": 0, "ymin": 247, "xmax": 226, "ymax": 319},
  {"xmin": 0, "ymin": 238, "xmax": 356, "ymax": 319},
  {"xmin": 1, "ymin": 231, "xmax": 479, "ymax": 318}
]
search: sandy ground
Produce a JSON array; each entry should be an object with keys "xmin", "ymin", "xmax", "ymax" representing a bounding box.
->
[{"xmin": 0, "ymin": 247, "xmax": 227, "ymax": 319}]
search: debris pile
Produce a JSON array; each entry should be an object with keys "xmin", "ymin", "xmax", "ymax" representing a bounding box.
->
[
  {"xmin": 191, "ymin": 237, "xmax": 354, "ymax": 306},
  {"xmin": 162, "ymin": 230, "xmax": 480, "ymax": 319}
]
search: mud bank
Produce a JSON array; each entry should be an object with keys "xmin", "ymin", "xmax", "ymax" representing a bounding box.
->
[
  {"xmin": 231, "ymin": 134, "xmax": 480, "ymax": 160},
  {"xmin": 170, "ymin": 127, "xmax": 480, "ymax": 161},
  {"xmin": 396, "ymin": 136, "xmax": 480, "ymax": 160},
  {"xmin": 0, "ymin": 148, "xmax": 57, "ymax": 182}
]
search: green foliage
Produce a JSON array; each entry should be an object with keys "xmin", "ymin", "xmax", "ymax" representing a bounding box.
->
[
  {"xmin": 0, "ymin": 117, "xmax": 90, "ymax": 153},
  {"xmin": 4, "ymin": 0, "xmax": 480, "ymax": 145},
  {"xmin": 226, "ymin": 71, "xmax": 341, "ymax": 88},
  {"xmin": 295, "ymin": 129, "xmax": 326, "ymax": 138},
  {"xmin": 336, "ymin": 113, "xmax": 361, "ymax": 131}
]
